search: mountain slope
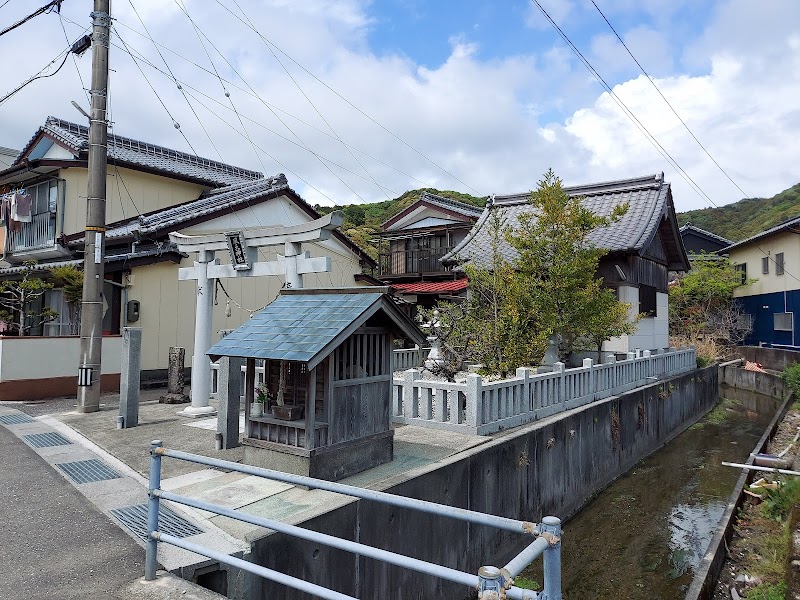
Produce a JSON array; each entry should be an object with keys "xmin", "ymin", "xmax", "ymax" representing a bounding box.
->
[{"xmin": 677, "ymin": 183, "xmax": 800, "ymax": 241}]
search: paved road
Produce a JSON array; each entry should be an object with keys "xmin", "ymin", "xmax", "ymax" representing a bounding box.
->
[{"xmin": 0, "ymin": 424, "xmax": 144, "ymax": 600}]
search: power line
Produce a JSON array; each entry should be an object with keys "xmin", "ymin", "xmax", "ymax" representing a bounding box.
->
[
  {"xmin": 531, "ymin": 0, "xmax": 800, "ymax": 286},
  {"xmin": 112, "ymin": 24, "xmax": 200, "ymax": 156},
  {"xmin": 57, "ymin": 12, "xmax": 90, "ymax": 104},
  {"xmin": 228, "ymin": 0, "xmax": 391, "ymax": 201},
  {"xmin": 67, "ymin": 14, "xmax": 431, "ymax": 189},
  {"xmin": 166, "ymin": 2, "xmax": 374, "ymax": 204},
  {"xmin": 588, "ymin": 0, "xmax": 751, "ymax": 200},
  {"xmin": 209, "ymin": 0, "xmax": 483, "ymax": 196},
  {"xmin": 126, "ymin": 0, "xmax": 224, "ymax": 162},
  {"xmin": 0, "ymin": 0, "xmax": 62, "ymax": 38},
  {"xmin": 0, "ymin": 46, "xmax": 70, "ymax": 105}
]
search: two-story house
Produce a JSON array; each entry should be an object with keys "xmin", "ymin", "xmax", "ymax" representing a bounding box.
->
[
  {"xmin": 0, "ymin": 116, "xmax": 374, "ymax": 399},
  {"xmin": 376, "ymin": 191, "xmax": 483, "ymax": 313},
  {"xmin": 679, "ymin": 223, "xmax": 731, "ymax": 260},
  {"xmin": 723, "ymin": 217, "xmax": 800, "ymax": 348}
]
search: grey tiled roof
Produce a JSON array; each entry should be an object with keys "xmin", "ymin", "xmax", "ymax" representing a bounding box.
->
[
  {"xmin": 679, "ymin": 224, "xmax": 732, "ymax": 245},
  {"xmin": 18, "ymin": 117, "xmax": 262, "ymax": 186},
  {"xmin": 443, "ymin": 173, "xmax": 674, "ymax": 269},
  {"xmin": 70, "ymin": 175, "xmax": 289, "ymax": 243},
  {"xmin": 417, "ymin": 191, "xmax": 485, "ymax": 218},
  {"xmin": 722, "ymin": 215, "xmax": 800, "ymax": 252},
  {"xmin": 207, "ymin": 291, "xmax": 424, "ymax": 368}
]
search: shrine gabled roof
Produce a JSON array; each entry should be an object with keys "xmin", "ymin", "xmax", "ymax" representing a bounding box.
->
[{"xmin": 207, "ymin": 288, "xmax": 425, "ymax": 368}]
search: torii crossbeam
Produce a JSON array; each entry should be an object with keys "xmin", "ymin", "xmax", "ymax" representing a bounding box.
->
[{"xmin": 169, "ymin": 211, "xmax": 344, "ymax": 416}]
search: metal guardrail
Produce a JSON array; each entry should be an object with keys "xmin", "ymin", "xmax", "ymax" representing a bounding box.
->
[{"xmin": 145, "ymin": 441, "xmax": 562, "ymax": 600}]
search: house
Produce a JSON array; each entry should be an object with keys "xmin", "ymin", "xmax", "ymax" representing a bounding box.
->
[
  {"xmin": 723, "ymin": 216, "xmax": 800, "ymax": 348},
  {"xmin": 376, "ymin": 191, "xmax": 483, "ymax": 312},
  {"xmin": 0, "ymin": 146, "xmax": 16, "ymax": 170},
  {"xmin": 0, "ymin": 117, "xmax": 375, "ymax": 398},
  {"xmin": 442, "ymin": 173, "xmax": 690, "ymax": 355},
  {"xmin": 679, "ymin": 223, "xmax": 731, "ymax": 260},
  {"xmin": 208, "ymin": 287, "xmax": 425, "ymax": 480}
]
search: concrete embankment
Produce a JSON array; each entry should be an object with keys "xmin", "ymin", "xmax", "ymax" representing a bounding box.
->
[
  {"xmin": 686, "ymin": 357, "xmax": 794, "ymax": 599},
  {"xmin": 238, "ymin": 366, "xmax": 716, "ymax": 600}
]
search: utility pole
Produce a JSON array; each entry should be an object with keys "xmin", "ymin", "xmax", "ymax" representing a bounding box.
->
[{"xmin": 77, "ymin": 0, "xmax": 111, "ymax": 413}]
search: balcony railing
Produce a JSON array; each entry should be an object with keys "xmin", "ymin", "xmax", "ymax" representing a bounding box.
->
[
  {"xmin": 378, "ymin": 246, "xmax": 454, "ymax": 276},
  {"xmin": 8, "ymin": 212, "xmax": 56, "ymax": 253}
]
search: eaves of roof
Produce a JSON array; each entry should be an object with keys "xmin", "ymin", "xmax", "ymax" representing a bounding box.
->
[
  {"xmin": 722, "ymin": 215, "xmax": 800, "ymax": 252},
  {"xmin": 679, "ymin": 223, "xmax": 732, "ymax": 245},
  {"xmin": 381, "ymin": 191, "xmax": 484, "ymax": 230}
]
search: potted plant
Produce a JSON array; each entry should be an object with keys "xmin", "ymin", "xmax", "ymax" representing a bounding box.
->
[{"xmin": 251, "ymin": 383, "xmax": 268, "ymax": 418}]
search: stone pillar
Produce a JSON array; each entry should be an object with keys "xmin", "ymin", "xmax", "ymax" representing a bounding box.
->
[
  {"xmin": 118, "ymin": 327, "xmax": 142, "ymax": 428},
  {"xmin": 283, "ymin": 241, "xmax": 303, "ymax": 289},
  {"xmin": 160, "ymin": 347, "xmax": 189, "ymax": 404},
  {"xmin": 583, "ymin": 358, "xmax": 595, "ymax": 397},
  {"xmin": 184, "ymin": 249, "xmax": 217, "ymax": 417},
  {"xmin": 465, "ymin": 373, "xmax": 482, "ymax": 429},
  {"xmin": 402, "ymin": 369, "xmax": 420, "ymax": 420},
  {"xmin": 217, "ymin": 356, "xmax": 244, "ymax": 449}
]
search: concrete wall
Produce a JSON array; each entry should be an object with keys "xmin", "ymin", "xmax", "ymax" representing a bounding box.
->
[
  {"xmin": 0, "ymin": 335, "xmax": 122, "ymax": 400},
  {"xmin": 239, "ymin": 367, "xmax": 715, "ymax": 600},
  {"xmin": 738, "ymin": 345, "xmax": 800, "ymax": 372},
  {"xmin": 719, "ymin": 359, "xmax": 787, "ymax": 399},
  {"xmin": 604, "ymin": 286, "xmax": 669, "ymax": 353}
]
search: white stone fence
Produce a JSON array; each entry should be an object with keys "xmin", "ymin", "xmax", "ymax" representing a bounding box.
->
[{"xmin": 391, "ymin": 348, "xmax": 696, "ymax": 435}]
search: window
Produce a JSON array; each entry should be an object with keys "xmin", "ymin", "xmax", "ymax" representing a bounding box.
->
[
  {"xmin": 776, "ymin": 253, "xmax": 785, "ymax": 276},
  {"xmin": 735, "ymin": 263, "xmax": 747, "ymax": 285},
  {"xmin": 775, "ymin": 312, "xmax": 793, "ymax": 332},
  {"xmin": 639, "ymin": 284, "xmax": 657, "ymax": 317},
  {"xmin": 762, "ymin": 257, "xmax": 770, "ymax": 275}
]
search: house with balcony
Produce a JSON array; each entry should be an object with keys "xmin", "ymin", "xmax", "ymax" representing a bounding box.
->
[
  {"xmin": 442, "ymin": 173, "xmax": 690, "ymax": 355},
  {"xmin": 376, "ymin": 191, "xmax": 484, "ymax": 313},
  {"xmin": 722, "ymin": 216, "xmax": 800, "ymax": 348},
  {"xmin": 0, "ymin": 116, "xmax": 375, "ymax": 399}
]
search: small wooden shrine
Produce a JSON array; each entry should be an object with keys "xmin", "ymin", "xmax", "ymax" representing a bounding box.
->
[{"xmin": 207, "ymin": 287, "xmax": 425, "ymax": 481}]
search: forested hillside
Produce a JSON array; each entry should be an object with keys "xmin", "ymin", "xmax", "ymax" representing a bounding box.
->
[{"xmin": 677, "ymin": 183, "xmax": 800, "ymax": 241}]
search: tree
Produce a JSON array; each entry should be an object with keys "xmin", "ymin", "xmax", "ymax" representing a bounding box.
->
[
  {"xmin": 0, "ymin": 261, "xmax": 57, "ymax": 336},
  {"xmin": 422, "ymin": 169, "xmax": 633, "ymax": 378},
  {"xmin": 669, "ymin": 254, "xmax": 753, "ymax": 362},
  {"xmin": 49, "ymin": 265, "xmax": 84, "ymax": 334},
  {"xmin": 505, "ymin": 168, "xmax": 630, "ymax": 358}
]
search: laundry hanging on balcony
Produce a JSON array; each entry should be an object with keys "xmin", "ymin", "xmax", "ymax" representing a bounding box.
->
[{"xmin": 10, "ymin": 190, "xmax": 31, "ymax": 223}]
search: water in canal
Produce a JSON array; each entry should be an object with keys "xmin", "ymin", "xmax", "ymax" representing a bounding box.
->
[{"xmin": 522, "ymin": 388, "xmax": 779, "ymax": 599}]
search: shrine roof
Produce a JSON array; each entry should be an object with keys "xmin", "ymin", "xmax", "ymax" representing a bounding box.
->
[{"xmin": 207, "ymin": 288, "xmax": 425, "ymax": 368}]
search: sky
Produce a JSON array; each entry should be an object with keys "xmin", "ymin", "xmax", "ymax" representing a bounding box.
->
[{"xmin": 0, "ymin": 0, "xmax": 798, "ymax": 212}]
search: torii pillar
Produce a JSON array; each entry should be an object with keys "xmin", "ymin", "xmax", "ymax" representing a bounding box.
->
[{"xmin": 170, "ymin": 212, "xmax": 344, "ymax": 416}]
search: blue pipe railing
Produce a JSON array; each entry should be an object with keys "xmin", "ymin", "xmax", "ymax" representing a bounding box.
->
[{"xmin": 145, "ymin": 440, "xmax": 562, "ymax": 600}]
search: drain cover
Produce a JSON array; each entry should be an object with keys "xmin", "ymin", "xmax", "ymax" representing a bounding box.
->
[
  {"xmin": 56, "ymin": 459, "xmax": 121, "ymax": 484},
  {"xmin": 22, "ymin": 432, "xmax": 72, "ymax": 448},
  {"xmin": 0, "ymin": 414, "xmax": 35, "ymax": 425},
  {"xmin": 111, "ymin": 504, "xmax": 204, "ymax": 543}
]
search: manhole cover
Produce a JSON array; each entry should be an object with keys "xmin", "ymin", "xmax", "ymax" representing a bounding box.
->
[
  {"xmin": 56, "ymin": 459, "xmax": 121, "ymax": 484},
  {"xmin": 111, "ymin": 504, "xmax": 204, "ymax": 543}
]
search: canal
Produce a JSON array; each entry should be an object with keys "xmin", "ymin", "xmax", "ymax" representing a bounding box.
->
[{"xmin": 521, "ymin": 388, "xmax": 779, "ymax": 599}]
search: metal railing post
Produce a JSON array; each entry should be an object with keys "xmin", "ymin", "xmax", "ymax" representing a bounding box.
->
[
  {"xmin": 145, "ymin": 439, "xmax": 163, "ymax": 581},
  {"xmin": 477, "ymin": 565, "xmax": 507, "ymax": 599},
  {"xmin": 541, "ymin": 516, "xmax": 562, "ymax": 600}
]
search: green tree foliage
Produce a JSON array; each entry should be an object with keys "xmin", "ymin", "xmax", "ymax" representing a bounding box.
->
[
  {"xmin": 669, "ymin": 255, "xmax": 752, "ymax": 363},
  {"xmin": 506, "ymin": 169, "xmax": 632, "ymax": 358},
  {"xmin": 678, "ymin": 183, "xmax": 800, "ymax": 242},
  {"xmin": 49, "ymin": 264, "xmax": 84, "ymax": 334},
  {"xmin": 0, "ymin": 261, "xmax": 57, "ymax": 335},
  {"xmin": 423, "ymin": 170, "xmax": 635, "ymax": 377}
]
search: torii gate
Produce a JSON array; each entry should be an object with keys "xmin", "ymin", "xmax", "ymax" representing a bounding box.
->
[{"xmin": 169, "ymin": 211, "xmax": 344, "ymax": 416}]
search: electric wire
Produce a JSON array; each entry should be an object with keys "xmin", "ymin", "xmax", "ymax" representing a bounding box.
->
[
  {"xmin": 112, "ymin": 25, "xmax": 200, "ymax": 156},
  {"xmin": 228, "ymin": 0, "xmax": 391, "ymax": 201},
  {"xmin": 0, "ymin": 0, "xmax": 14, "ymax": 10},
  {"xmin": 124, "ymin": 1, "xmax": 223, "ymax": 161},
  {"xmin": 57, "ymin": 12, "xmax": 90, "ymax": 104},
  {"xmin": 210, "ymin": 0, "xmax": 483, "ymax": 196},
  {"xmin": 0, "ymin": 0, "xmax": 62, "ymax": 38},
  {"xmin": 170, "ymin": 3, "xmax": 372, "ymax": 204},
  {"xmin": 66, "ymin": 14, "xmax": 430, "ymax": 189},
  {"xmin": 0, "ymin": 46, "xmax": 70, "ymax": 105},
  {"xmin": 588, "ymin": 0, "xmax": 751, "ymax": 201},
  {"xmin": 531, "ymin": 0, "xmax": 800, "ymax": 285}
]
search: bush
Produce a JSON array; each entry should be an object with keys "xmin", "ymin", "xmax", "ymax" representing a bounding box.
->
[{"xmin": 783, "ymin": 363, "xmax": 800, "ymax": 396}]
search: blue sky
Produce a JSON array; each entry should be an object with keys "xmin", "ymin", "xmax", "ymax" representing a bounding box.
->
[{"xmin": 0, "ymin": 0, "xmax": 798, "ymax": 212}]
